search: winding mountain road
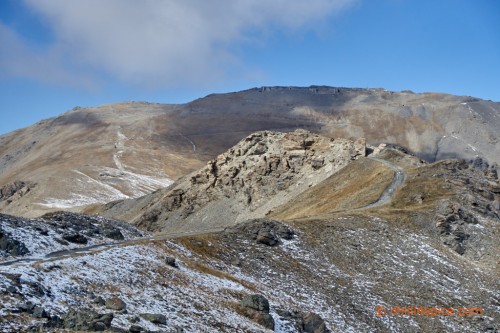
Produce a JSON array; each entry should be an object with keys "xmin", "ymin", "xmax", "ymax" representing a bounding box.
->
[
  {"xmin": 295, "ymin": 156, "xmax": 407, "ymax": 221},
  {"xmin": 361, "ymin": 157, "xmax": 406, "ymax": 210}
]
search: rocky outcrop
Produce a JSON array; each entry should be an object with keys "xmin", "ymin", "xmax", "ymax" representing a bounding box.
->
[
  {"xmin": 140, "ymin": 313, "xmax": 167, "ymax": 325},
  {"xmin": 223, "ymin": 218, "xmax": 294, "ymax": 246},
  {"xmin": 435, "ymin": 201, "xmax": 478, "ymax": 255},
  {"xmin": 239, "ymin": 294, "xmax": 274, "ymax": 330},
  {"xmin": 44, "ymin": 309, "xmax": 113, "ymax": 331},
  {"xmin": 0, "ymin": 181, "xmax": 35, "ymax": 203},
  {"xmin": 0, "ymin": 212, "xmax": 144, "ymax": 260},
  {"xmin": 105, "ymin": 296, "xmax": 127, "ymax": 311},
  {"xmin": 0, "ymin": 229, "xmax": 29, "ymax": 256},
  {"xmin": 106, "ymin": 130, "xmax": 361, "ymax": 233}
]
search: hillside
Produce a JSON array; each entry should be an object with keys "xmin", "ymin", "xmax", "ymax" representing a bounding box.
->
[
  {"xmin": 1, "ymin": 130, "xmax": 498, "ymax": 332},
  {"xmin": 1, "ymin": 87, "xmax": 499, "ymax": 217},
  {"xmin": 94, "ymin": 130, "xmax": 367, "ymax": 233}
]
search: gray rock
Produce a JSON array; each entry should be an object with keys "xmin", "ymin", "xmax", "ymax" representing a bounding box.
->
[
  {"xmin": 129, "ymin": 324, "xmax": 144, "ymax": 332},
  {"xmin": 17, "ymin": 301, "xmax": 35, "ymax": 314},
  {"xmin": 140, "ymin": 313, "xmax": 167, "ymax": 325},
  {"xmin": 44, "ymin": 309, "xmax": 113, "ymax": 331},
  {"xmin": 165, "ymin": 256, "xmax": 178, "ymax": 268},
  {"xmin": 0, "ymin": 229, "xmax": 29, "ymax": 256},
  {"xmin": 225, "ymin": 218, "xmax": 294, "ymax": 246},
  {"xmin": 92, "ymin": 321, "xmax": 107, "ymax": 331},
  {"xmin": 23, "ymin": 280, "xmax": 46, "ymax": 297},
  {"xmin": 240, "ymin": 294, "xmax": 270, "ymax": 312},
  {"xmin": 99, "ymin": 227, "xmax": 124, "ymax": 240},
  {"xmin": 256, "ymin": 228, "xmax": 278, "ymax": 246},
  {"xmin": 302, "ymin": 312, "xmax": 329, "ymax": 333},
  {"xmin": 6, "ymin": 285, "xmax": 17, "ymax": 293},
  {"xmin": 32, "ymin": 305, "xmax": 48, "ymax": 318},
  {"xmin": 62, "ymin": 233, "xmax": 88, "ymax": 244},
  {"xmin": 251, "ymin": 311, "xmax": 275, "ymax": 330},
  {"xmin": 94, "ymin": 296, "xmax": 105, "ymax": 306},
  {"xmin": 105, "ymin": 296, "xmax": 127, "ymax": 311}
]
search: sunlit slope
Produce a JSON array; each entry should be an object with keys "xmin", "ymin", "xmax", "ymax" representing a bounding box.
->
[{"xmin": 270, "ymin": 158, "xmax": 394, "ymax": 220}]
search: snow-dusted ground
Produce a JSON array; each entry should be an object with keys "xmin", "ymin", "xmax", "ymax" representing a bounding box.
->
[
  {"xmin": 1, "ymin": 213, "xmax": 498, "ymax": 332},
  {"xmin": 38, "ymin": 166, "xmax": 173, "ymax": 209},
  {"xmin": 36, "ymin": 128, "xmax": 173, "ymax": 209},
  {"xmin": 0, "ymin": 213, "xmax": 144, "ymax": 262},
  {"xmin": 0, "ymin": 242, "xmax": 277, "ymax": 332}
]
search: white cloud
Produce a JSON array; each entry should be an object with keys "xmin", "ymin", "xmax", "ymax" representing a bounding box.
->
[
  {"xmin": 0, "ymin": 22, "xmax": 96, "ymax": 89},
  {"xmin": 6, "ymin": 0, "xmax": 356, "ymax": 88}
]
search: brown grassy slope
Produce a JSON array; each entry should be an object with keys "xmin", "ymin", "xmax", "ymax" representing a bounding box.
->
[
  {"xmin": 359, "ymin": 159, "xmax": 456, "ymax": 230},
  {"xmin": 269, "ymin": 158, "xmax": 394, "ymax": 220}
]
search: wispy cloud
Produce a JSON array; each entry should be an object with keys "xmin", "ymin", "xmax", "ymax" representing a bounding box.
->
[
  {"xmin": 0, "ymin": 22, "xmax": 97, "ymax": 89},
  {"xmin": 3, "ymin": 0, "xmax": 356, "ymax": 89}
]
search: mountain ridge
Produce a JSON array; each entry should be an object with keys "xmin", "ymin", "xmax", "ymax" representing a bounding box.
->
[{"xmin": 1, "ymin": 86, "xmax": 499, "ymax": 217}]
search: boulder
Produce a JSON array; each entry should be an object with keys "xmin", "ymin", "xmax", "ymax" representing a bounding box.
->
[
  {"xmin": 45, "ymin": 309, "xmax": 113, "ymax": 331},
  {"xmin": 62, "ymin": 233, "xmax": 88, "ymax": 244},
  {"xmin": 250, "ymin": 311, "xmax": 275, "ymax": 330},
  {"xmin": 224, "ymin": 218, "xmax": 294, "ymax": 246},
  {"xmin": 0, "ymin": 230, "xmax": 29, "ymax": 256},
  {"xmin": 16, "ymin": 301, "xmax": 35, "ymax": 314},
  {"xmin": 129, "ymin": 324, "xmax": 144, "ymax": 332},
  {"xmin": 165, "ymin": 256, "xmax": 178, "ymax": 268},
  {"xmin": 32, "ymin": 306, "xmax": 48, "ymax": 318},
  {"xmin": 99, "ymin": 227, "xmax": 124, "ymax": 240},
  {"xmin": 140, "ymin": 313, "xmax": 167, "ymax": 325},
  {"xmin": 303, "ymin": 312, "xmax": 329, "ymax": 333},
  {"xmin": 256, "ymin": 228, "xmax": 278, "ymax": 246},
  {"xmin": 94, "ymin": 296, "xmax": 105, "ymax": 306},
  {"xmin": 240, "ymin": 294, "xmax": 274, "ymax": 330},
  {"xmin": 105, "ymin": 296, "xmax": 127, "ymax": 311},
  {"xmin": 241, "ymin": 294, "xmax": 270, "ymax": 312}
]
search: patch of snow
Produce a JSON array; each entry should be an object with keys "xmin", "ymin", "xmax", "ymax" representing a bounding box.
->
[
  {"xmin": 180, "ymin": 133, "xmax": 196, "ymax": 152},
  {"xmin": 37, "ymin": 164, "xmax": 173, "ymax": 208},
  {"xmin": 270, "ymin": 308, "xmax": 296, "ymax": 333},
  {"xmin": 113, "ymin": 129, "xmax": 127, "ymax": 171},
  {"xmin": 467, "ymin": 144, "xmax": 478, "ymax": 152}
]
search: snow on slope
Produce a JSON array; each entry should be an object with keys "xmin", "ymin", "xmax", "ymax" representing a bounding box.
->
[
  {"xmin": 36, "ymin": 128, "xmax": 173, "ymax": 210},
  {"xmin": 37, "ymin": 167, "xmax": 173, "ymax": 209}
]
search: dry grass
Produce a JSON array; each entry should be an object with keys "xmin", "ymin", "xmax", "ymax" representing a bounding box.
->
[
  {"xmin": 385, "ymin": 161, "xmax": 454, "ymax": 212},
  {"xmin": 270, "ymin": 158, "xmax": 394, "ymax": 220},
  {"xmin": 174, "ymin": 235, "xmax": 258, "ymax": 291}
]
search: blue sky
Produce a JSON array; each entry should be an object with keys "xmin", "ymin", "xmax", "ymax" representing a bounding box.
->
[{"xmin": 0, "ymin": 0, "xmax": 499, "ymax": 135}]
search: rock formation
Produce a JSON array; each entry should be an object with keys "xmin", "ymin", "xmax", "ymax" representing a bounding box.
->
[{"xmin": 99, "ymin": 130, "xmax": 365, "ymax": 233}]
